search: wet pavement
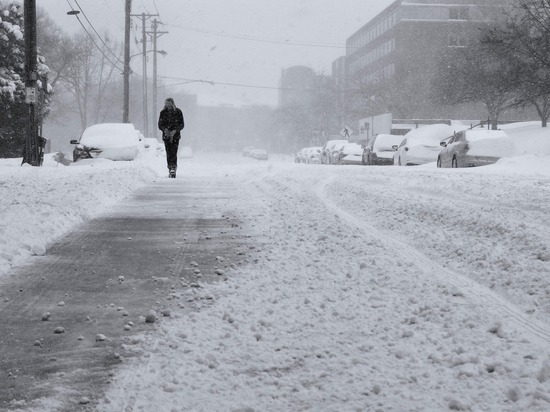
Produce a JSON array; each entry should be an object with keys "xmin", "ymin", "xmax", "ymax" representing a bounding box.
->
[{"xmin": 0, "ymin": 177, "xmax": 249, "ymax": 411}]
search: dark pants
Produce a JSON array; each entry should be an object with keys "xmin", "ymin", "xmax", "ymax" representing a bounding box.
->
[{"xmin": 164, "ymin": 138, "xmax": 179, "ymax": 170}]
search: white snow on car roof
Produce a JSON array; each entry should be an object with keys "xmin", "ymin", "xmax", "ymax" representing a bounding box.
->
[
  {"xmin": 404, "ymin": 124, "xmax": 462, "ymax": 144},
  {"xmin": 80, "ymin": 123, "xmax": 140, "ymax": 148},
  {"xmin": 373, "ymin": 134, "xmax": 404, "ymax": 152}
]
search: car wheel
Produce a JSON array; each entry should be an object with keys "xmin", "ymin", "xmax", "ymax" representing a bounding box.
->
[
  {"xmin": 452, "ymin": 156, "xmax": 458, "ymax": 168},
  {"xmin": 437, "ymin": 157, "xmax": 441, "ymax": 168}
]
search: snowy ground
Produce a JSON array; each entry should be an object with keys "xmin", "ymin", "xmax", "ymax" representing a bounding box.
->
[{"xmin": 2, "ymin": 129, "xmax": 550, "ymax": 411}]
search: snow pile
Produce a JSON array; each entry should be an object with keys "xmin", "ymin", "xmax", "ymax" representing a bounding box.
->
[
  {"xmin": 501, "ymin": 122, "xmax": 550, "ymax": 156},
  {"xmin": 0, "ymin": 145, "xmax": 165, "ymax": 277}
]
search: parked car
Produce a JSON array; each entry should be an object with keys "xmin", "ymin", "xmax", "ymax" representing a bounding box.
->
[
  {"xmin": 437, "ymin": 129, "xmax": 514, "ymax": 168},
  {"xmin": 306, "ymin": 146, "xmax": 322, "ymax": 164},
  {"xmin": 243, "ymin": 146, "xmax": 254, "ymax": 157},
  {"xmin": 295, "ymin": 147, "xmax": 308, "ymax": 163},
  {"xmin": 298, "ymin": 146, "xmax": 321, "ymax": 164},
  {"xmin": 364, "ymin": 134, "xmax": 404, "ymax": 165},
  {"xmin": 70, "ymin": 123, "xmax": 142, "ymax": 162},
  {"xmin": 329, "ymin": 142, "xmax": 348, "ymax": 164},
  {"xmin": 336, "ymin": 143, "xmax": 364, "ymax": 165},
  {"xmin": 320, "ymin": 139, "xmax": 348, "ymax": 164},
  {"xmin": 249, "ymin": 148, "xmax": 269, "ymax": 160},
  {"xmin": 393, "ymin": 124, "xmax": 462, "ymax": 166}
]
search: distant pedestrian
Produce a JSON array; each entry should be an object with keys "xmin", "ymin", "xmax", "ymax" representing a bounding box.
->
[{"xmin": 158, "ymin": 97, "xmax": 185, "ymax": 178}]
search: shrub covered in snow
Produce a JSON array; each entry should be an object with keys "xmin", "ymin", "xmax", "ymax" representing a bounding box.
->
[{"xmin": 0, "ymin": 2, "xmax": 51, "ymax": 158}]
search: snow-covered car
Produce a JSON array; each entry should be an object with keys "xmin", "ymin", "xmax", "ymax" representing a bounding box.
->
[
  {"xmin": 320, "ymin": 139, "xmax": 348, "ymax": 164},
  {"xmin": 364, "ymin": 134, "xmax": 404, "ymax": 166},
  {"xmin": 437, "ymin": 129, "xmax": 514, "ymax": 168},
  {"xmin": 295, "ymin": 148, "xmax": 308, "ymax": 163},
  {"xmin": 250, "ymin": 149, "xmax": 269, "ymax": 160},
  {"xmin": 336, "ymin": 143, "xmax": 364, "ymax": 165},
  {"xmin": 306, "ymin": 146, "xmax": 322, "ymax": 164},
  {"xmin": 70, "ymin": 123, "xmax": 142, "ymax": 162},
  {"xmin": 243, "ymin": 146, "xmax": 254, "ymax": 157},
  {"xmin": 393, "ymin": 124, "xmax": 461, "ymax": 166}
]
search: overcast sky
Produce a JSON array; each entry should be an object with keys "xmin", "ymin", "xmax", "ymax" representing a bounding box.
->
[{"xmin": 38, "ymin": 0, "xmax": 393, "ymax": 107}]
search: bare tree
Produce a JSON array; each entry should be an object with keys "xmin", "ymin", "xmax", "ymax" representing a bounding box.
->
[
  {"xmin": 37, "ymin": 8, "xmax": 76, "ymax": 88},
  {"xmin": 482, "ymin": 0, "xmax": 550, "ymax": 126},
  {"xmin": 309, "ymin": 74, "xmax": 339, "ymax": 137},
  {"xmin": 432, "ymin": 40, "xmax": 522, "ymax": 130},
  {"xmin": 61, "ymin": 31, "xmax": 123, "ymax": 130}
]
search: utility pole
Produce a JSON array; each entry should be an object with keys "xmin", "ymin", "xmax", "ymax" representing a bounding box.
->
[
  {"xmin": 148, "ymin": 19, "xmax": 167, "ymax": 141},
  {"xmin": 131, "ymin": 12, "xmax": 157, "ymax": 137},
  {"xmin": 141, "ymin": 12, "xmax": 148, "ymax": 137},
  {"xmin": 123, "ymin": 0, "xmax": 131, "ymax": 123},
  {"xmin": 22, "ymin": 0, "xmax": 39, "ymax": 166}
]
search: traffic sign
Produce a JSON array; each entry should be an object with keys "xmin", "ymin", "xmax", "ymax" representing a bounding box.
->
[{"xmin": 340, "ymin": 126, "xmax": 353, "ymax": 138}]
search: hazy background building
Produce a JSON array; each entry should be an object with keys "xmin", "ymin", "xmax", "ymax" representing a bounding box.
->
[
  {"xmin": 342, "ymin": 0, "xmax": 517, "ymax": 127},
  {"xmin": 278, "ymin": 66, "xmax": 316, "ymax": 108}
]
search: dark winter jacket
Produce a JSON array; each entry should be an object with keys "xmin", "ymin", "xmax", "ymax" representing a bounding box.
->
[{"xmin": 158, "ymin": 107, "xmax": 184, "ymax": 141}]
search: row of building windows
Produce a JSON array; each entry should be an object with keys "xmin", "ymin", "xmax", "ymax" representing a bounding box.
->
[
  {"xmin": 348, "ymin": 6, "xmax": 472, "ymax": 55},
  {"xmin": 364, "ymin": 64, "xmax": 395, "ymax": 84},
  {"xmin": 401, "ymin": 5, "xmax": 471, "ymax": 22},
  {"xmin": 347, "ymin": 12, "xmax": 398, "ymax": 54},
  {"xmin": 349, "ymin": 38, "xmax": 396, "ymax": 74},
  {"xmin": 348, "ymin": 31, "xmax": 468, "ymax": 76}
]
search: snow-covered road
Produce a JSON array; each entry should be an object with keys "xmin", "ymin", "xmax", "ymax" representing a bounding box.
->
[{"xmin": 91, "ymin": 154, "xmax": 550, "ymax": 412}]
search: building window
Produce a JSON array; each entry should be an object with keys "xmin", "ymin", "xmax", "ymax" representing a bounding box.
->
[{"xmin": 449, "ymin": 7, "xmax": 469, "ymax": 20}]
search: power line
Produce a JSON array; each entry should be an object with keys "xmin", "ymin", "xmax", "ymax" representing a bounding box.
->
[
  {"xmin": 65, "ymin": 0, "xmax": 124, "ymax": 72},
  {"xmin": 73, "ymin": 0, "xmax": 125, "ymax": 67},
  {"xmin": 162, "ymin": 23, "xmax": 346, "ymax": 49},
  {"xmin": 152, "ymin": 0, "xmax": 160, "ymax": 15},
  {"xmin": 159, "ymin": 76, "xmax": 352, "ymax": 93},
  {"xmin": 139, "ymin": 0, "xmax": 150, "ymax": 14}
]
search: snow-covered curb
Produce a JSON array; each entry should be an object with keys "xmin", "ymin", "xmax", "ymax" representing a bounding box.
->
[{"xmin": 0, "ymin": 149, "xmax": 164, "ymax": 278}]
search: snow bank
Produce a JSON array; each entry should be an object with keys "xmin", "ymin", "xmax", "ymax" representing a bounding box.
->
[{"xmin": 0, "ymin": 145, "xmax": 165, "ymax": 277}]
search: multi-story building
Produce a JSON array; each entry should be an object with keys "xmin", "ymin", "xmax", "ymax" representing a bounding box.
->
[
  {"xmin": 343, "ymin": 0, "xmax": 510, "ymax": 121},
  {"xmin": 278, "ymin": 66, "xmax": 316, "ymax": 108}
]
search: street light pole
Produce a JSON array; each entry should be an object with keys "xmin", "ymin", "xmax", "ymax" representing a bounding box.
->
[
  {"xmin": 141, "ymin": 13, "xmax": 149, "ymax": 137},
  {"xmin": 152, "ymin": 19, "xmax": 158, "ymax": 139},
  {"xmin": 22, "ymin": 0, "xmax": 39, "ymax": 166}
]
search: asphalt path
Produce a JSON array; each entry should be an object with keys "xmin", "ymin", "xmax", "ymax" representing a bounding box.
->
[{"xmin": 0, "ymin": 176, "xmax": 249, "ymax": 411}]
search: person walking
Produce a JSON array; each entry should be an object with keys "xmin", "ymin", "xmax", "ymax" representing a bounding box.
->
[{"xmin": 158, "ymin": 97, "xmax": 185, "ymax": 178}]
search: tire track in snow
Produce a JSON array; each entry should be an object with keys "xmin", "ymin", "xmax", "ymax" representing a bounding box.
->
[{"xmin": 315, "ymin": 176, "xmax": 550, "ymax": 346}]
